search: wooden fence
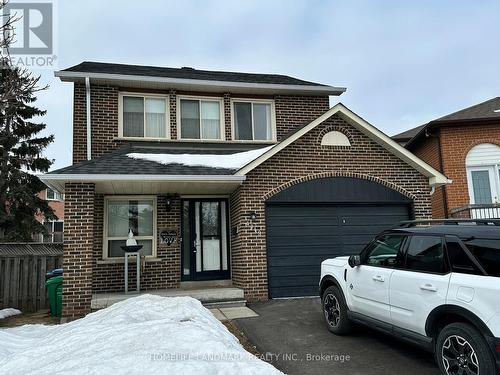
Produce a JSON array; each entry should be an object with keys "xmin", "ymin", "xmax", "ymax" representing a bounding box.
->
[{"xmin": 0, "ymin": 243, "xmax": 63, "ymax": 312}]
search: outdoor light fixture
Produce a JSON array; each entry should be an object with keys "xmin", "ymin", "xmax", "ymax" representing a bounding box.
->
[
  {"xmin": 248, "ymin": 211, "xmax": 257, "ymax": 221},
  {"xmin": 164, "ymin": 194, "xmax": 178, "ymax": 212}
]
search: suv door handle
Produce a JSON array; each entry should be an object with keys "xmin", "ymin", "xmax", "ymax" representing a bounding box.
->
[
  {"xmin": 420, "ymin": 284, "xmax": 438, "ymax": 292},
  {"xmin": 372, "ymin": 275, "xmax": 385, "ymax": 282}
]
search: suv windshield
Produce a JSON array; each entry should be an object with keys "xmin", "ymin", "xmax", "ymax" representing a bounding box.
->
[{"xmin": 463, "ymin": 238, "xmax": 500, "ymax": 277}]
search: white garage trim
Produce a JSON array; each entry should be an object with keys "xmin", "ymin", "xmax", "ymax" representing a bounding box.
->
[{"xmin": 235, "ymin": 103, "xmax": 451, "ymax": 187}]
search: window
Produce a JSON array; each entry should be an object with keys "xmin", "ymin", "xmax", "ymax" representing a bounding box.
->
[
  {"xmin": 464, "ymin": 239, "xmax": 500, "ymax": 277},
  {"xmin": 46, "ymin": 188, "xmax": 63, "ymax": 201},
  {"xmin": 42, "ymin": 221, "xmax": 63, "ymax": 243},
  {"xmin": 405, "ymin": 235, "xmax": 446, "ymax": 273},
  {"xmin": 104, "ymin": 197, "xmax": 156, "ymax": 258},
  {"xmin": 232, "ymin": 100, "xmax": 274, "ymax": 141},
  {"xmin": 120, "ymin": 94, "xmax": 168, "ymax": 138},
  {"xmin": 179, "ymin": 97, "xmax": 223, "ymax": 140},
  {"xmin": 465, "ymin": 144, "xmax": 500, "ymax": 205},
  {"xmin": 446, "ymin": 239, "xmax": 481, "ymax": 275},
  {"xmin": 363, "ymin": 235, "xmax": 404, "ymax": 267}
]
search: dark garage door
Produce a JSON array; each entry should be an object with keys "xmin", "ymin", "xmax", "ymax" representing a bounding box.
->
[{"xmin": 265, "ymin": 177, "xmax": 412, "ymax": 298}]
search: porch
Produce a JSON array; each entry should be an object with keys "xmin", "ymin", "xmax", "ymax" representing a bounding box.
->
[{"xmin": 91, "ymin": 284, "xmax": 246, "ymax": 310}]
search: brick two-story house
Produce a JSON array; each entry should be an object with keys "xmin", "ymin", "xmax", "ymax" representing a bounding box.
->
[
  {"xmin": 41, "ymin": 62, "xmax": 448, "ymax": 319},
  {"xmin": 393, "ymin": 97, "xmax": 500, "ymax": 219}
]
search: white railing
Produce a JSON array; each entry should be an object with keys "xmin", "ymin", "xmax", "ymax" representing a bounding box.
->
[{"xmin": 450, "ymin": 204, "xmax": 500, "ymax": 219}]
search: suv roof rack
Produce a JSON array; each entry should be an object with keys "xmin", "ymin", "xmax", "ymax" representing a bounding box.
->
[{"xmin": 398, "ymin": 219, "xmax": 500, "ymax": 228}]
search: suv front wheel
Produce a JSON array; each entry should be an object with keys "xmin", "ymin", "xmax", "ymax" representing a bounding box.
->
[
  {"xmin": 322, "ymin": 285, "xmax": 352, "ymax": 335},
  {"xmin": 436, "ymin": 322, "xmax": 496, "ymax": 375}
]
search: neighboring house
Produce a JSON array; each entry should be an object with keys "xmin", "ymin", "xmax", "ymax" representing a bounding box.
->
[
  {"xmin": 33, "ymin": 187, "xmax": 65, "ymax": 243},
  {"xmin": 393, "ymin": 97, "xmax": 500, "ymax": 219},
  {"xmin": 40, "ymin": 62, "xmax": 448, "ymax": 318}
]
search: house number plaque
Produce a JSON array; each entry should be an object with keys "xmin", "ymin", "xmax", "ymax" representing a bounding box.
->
[{"xmin": 160, "ymin": 230, "xmax": 177, "ymax": 246}]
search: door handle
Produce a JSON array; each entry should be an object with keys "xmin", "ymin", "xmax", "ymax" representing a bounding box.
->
[
  {"xmin": 372, "ymin": 275, "xmax": 385, "ymax": 282},
  {"xmin": 420, "ymin": 284, "xmax": 437, "ymax": 292}
]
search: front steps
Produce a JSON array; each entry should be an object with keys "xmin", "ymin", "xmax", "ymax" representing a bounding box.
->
[{"xmin": 91, "ymin": 286, "xmax": 245, "ymax": 310}]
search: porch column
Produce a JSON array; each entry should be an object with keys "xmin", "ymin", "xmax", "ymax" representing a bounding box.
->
[{"xmin": 62, "ymin": 182, "xmax": 95, "ymax": 320}]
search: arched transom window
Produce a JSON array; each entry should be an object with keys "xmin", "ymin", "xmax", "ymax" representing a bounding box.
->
[{"xmin": 466, "ymin": 143, "xmax": 500, "ymax": 204}]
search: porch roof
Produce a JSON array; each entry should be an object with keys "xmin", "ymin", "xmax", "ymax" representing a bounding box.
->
[{"xmin": 40, "ymin": 143, "xmax": 260, "ymax": 194}]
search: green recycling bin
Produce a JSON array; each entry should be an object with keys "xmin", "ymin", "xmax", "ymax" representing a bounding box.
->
[{"xmin": 46, "ymin": 276, "xmax": 63, "ymax": 317}]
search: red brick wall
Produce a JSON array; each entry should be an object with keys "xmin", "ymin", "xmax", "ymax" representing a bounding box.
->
[
  {"xmin": 62, "ymin": 183, "xmax": 95, "ymax": 319},
  {"xmin": 91, "ymin": 195, "xmax": 181, "ymax": 292},
  {"xmin": 230, "ymin": 114, "xmax": 432, "ymax": 301},
  {"xmin": 71, "ymin": 84, "xmax": 330, "ymax": 163},
  {"xmin": 412, "ymin": 135, "xmax": 446, "ymax": 218},
  {"xmin": 440, "ymin": 123, "xmax": 500, "ymax": 212},
  {"xmin": 411, "ymin": 123, "xmax": 500, "ymax": 217}
]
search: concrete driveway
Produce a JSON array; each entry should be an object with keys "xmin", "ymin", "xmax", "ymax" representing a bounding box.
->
[{"xmin": 234, "ymin": 298, "xmax": 440, "ymax": 375}]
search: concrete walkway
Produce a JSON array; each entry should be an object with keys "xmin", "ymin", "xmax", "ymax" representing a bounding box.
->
[
  {"xmin": 210, "ymin": 306, "xmax": 259, "ymax": 321},
  {"xmin": 234, "ymin": 298, "xmax": 440, "ymax": 375}
]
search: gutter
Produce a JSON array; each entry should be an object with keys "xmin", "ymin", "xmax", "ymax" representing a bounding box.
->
[
  {"xmin": 39, "ymin": 174, "xmax": 246, "ymax": 182},
  {"xmin": 55, "ymin": 71, "xmax": 346, "ymax": 96}
]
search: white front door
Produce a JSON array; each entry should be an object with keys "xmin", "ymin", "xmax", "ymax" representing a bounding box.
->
[
  {"xmin": 348, "ymin": 234, "xmax": 405, "ymax": 324},
  {"xmin": 390, "ymin": 235, "xmax": 451, "ymax": 335}
]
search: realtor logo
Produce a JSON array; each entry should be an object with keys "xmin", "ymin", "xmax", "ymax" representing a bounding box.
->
[{"xmin": 3, "ymin": 0, "xmax": 56, "ymax": 68}]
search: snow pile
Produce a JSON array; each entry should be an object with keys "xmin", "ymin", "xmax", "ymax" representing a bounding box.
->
[
  {"xmin": 127, "ymin": 146, "xmax": 274, "ymax": 170},
  {"xmin": 0, "ymin": 308, "xmax": 21, "ymax": 319},
  {"xmin": 0, "ymin": 295, "xmax": 282, "ymax": 375}
]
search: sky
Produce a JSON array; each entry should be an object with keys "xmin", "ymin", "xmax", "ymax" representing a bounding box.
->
[{"xmin": 23, "ymin": 0, "xmax": 500, "ymax": 170}]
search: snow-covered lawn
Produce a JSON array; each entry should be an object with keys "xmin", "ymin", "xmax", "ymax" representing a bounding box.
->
[
  {"xmin": 0, "ymin": 295, "xmax": 282, "ymax": 375},
  {"xmin": 0, "ymin": 308, "xmax": 21, "ymax": 319}
]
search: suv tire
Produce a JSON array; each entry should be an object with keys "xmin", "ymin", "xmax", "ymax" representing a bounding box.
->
[
  {"xmin": 321, "ymin": 285, "xmax": 352, "ymax": 335},
  {"xmin": 436, "ymin": 322, "xmax": 496, "ymax": 375}
]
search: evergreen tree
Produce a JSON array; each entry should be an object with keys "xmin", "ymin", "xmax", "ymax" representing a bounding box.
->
[{"xmin": 0, "ymin": 0, "xmax": 56, "ymax": 241}]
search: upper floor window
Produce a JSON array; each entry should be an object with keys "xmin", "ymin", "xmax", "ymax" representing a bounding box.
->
[
  {"xmin": 46, "ymin": 188, "xmax": 63, "ymax": 201},
  {"xmin": 119, "ymin": 94, "xmax": 169, "ymax": 139},
  {"xmin": 178, "ymin": 97, "xmax": 223, "ymax": 140},
  {"xmin": 232, "ymin": 99, "xmax": 275, "ymax": 141}
]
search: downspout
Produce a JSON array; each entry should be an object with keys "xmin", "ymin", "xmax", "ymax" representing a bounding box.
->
[
  {"xmin": 436, "ymin": 130, "xmax": 449, "ymax": 217},
  {"xmin": 85, "ymin": 77, "xmax": 91, "ymax": 160}
]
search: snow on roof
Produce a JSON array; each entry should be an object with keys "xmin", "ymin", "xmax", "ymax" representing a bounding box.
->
[
  {"xmin": 127, "ymin": 146, "xmax": 274, "ymax": 170},
  {"xmin": 0, "ymin": 295, "xmax": 283, "ymax": 374}
]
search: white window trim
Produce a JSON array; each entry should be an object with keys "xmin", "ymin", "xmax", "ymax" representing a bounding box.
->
[
  {"xmin": 46, "ymin": 188, "xmax": 63, "ymax": 201},
  {"xmin": 103, "ymin": 196, "xmax": 157, "ymax": 259},
  {"xmin": 176, "ymin": 95, "xmax": 225, "ymax": 141},
  {"xmin": 230, "ymin": 98, "xmax": 276, "ymax": 142},
  {"xmin": 466, "ymin": 165, "xmax": 500, "ymax": 204},
  {"xmin": 118, "ymin": 92, "xmax": 170, "ymax": 140}
]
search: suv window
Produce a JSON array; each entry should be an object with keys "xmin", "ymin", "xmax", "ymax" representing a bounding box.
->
[
  {"xmin": 363, "ymin": 235, "xmax": 404, "ymax": 267},
  {"xmin": 463, "ymin": 239, "xmax": 500, "ymax": 277},
  {"xmin": 405, "ymin": 235, "xmax": 447, "ymax": 273},
  {"xmin": 446, "ymin": 239, "xmax": 482, "ymax": 275}
]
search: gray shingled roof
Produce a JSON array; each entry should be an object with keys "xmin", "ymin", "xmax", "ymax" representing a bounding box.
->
[
  {"xmin": 47, "ymin": 143, "xmax": 269, "ymax": 176},
  {"xmin": 397, "ymin": 97, "xmax": 500, "ymax": 149},
  {"xmin": 435, "ymin": 97, "xmax": 500, "ymax": 122},
  {"xmin": 392, "ymin": 124, "xmax": 426, "ymax": 141},
  {"xmin": 0, "ymin": 243, "xmax": 63, "ymax": 257},
  {"xmin": 63, "ymin": 61, "xmax": 328, "ymax": 87}
]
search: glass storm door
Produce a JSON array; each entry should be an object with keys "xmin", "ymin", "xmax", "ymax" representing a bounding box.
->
[{"xmin": 181, "ymin": 199, "xmax": 229, "ymax": 281}]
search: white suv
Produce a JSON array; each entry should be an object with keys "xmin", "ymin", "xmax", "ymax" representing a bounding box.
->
[{"xmin": 319, "ymin": 219, "xmax": 500, "ymax": 375}]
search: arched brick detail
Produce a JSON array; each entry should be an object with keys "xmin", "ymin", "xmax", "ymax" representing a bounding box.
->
[
  {"xmin": 262, "ymin": 171, "xmax": 416, "ymax": 201},
  {"xmin": 465, "ymin": 140, "xmax": 500, "ymax": 155},
  {"xmin": 316, "ymin": 124, "xmax": 354, "ymax": 148}
]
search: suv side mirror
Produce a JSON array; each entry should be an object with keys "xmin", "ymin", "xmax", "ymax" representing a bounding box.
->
[{"xmin": 348, "ymin": 255, "xmax": 361, "ymax": 268}]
